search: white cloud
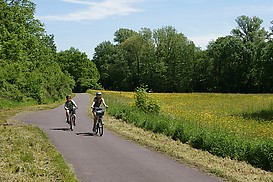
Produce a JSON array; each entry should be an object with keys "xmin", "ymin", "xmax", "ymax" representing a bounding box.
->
[
  {"xmin": 61, "ymin": 0, "xmax": 98, "ymax": 5},
  {"xmin": 38, "ymin": 0, "xmax": 144, "ymax": 22},
  {"xmin": 189, "ymin": 34, "xmax": 227, "ymax": 49}
]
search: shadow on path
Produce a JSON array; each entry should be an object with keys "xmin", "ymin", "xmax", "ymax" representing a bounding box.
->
[
  {"xmin": 76, "ymin": 132, "xmax": 94, "ymax": 136},
  {"xmin": 50, "ymin": 128, "xmax": 71, "ymax": 131}
]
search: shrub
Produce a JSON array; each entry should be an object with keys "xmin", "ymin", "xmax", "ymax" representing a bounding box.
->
[
  {"xmin": 246, "ymin": 139, "xmax": 273, "ymax": 171},
  {"xmin": 172, "ymin": 123, "xmax": 189, "ymax": 143},
  {"xmin": 134, "ymin": 86, "xmax": 160, "ymax": 114}
]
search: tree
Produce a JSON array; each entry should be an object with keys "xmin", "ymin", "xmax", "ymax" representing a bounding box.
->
[
  {"xmin": 0, "ymin": 0, "xmax": 74, "ymax": 103},
  {"xmin": 57, "ymin": 47, "xmax": 100, "ymax": 93},
  {"xmin": 231, "ymin": 15, "xmax": 270, "ymax": 92},
  {"xmin": 231, "ymin": 15, "xmax": 269, "ymax": 43},
  {"xmin": 114, "ymin": 28, "xmax": 138, "ymax": 44},
  {"xmin": 207, "ymin": 36, "xmax": 249, "ymax": 92},
  {"xmin": 153, "ymin": 26, "xmax": 195, "ymax": 92},
  {"xmin": 191, "ymin": 49, "xmax": 213, "ymax": 92},
  {"xmin": 94, "ymin": 26, "xmax": 197, "ymax": 92},
  {"xmin": 93, "ymin": 41, "xmax": 131, "ymax": 90},
  {"xmin": 259, "ymin": 40, "xmax": 273, "ymax": 92},
  {"xmin": 137, "ymin": 28, "xmax": 159, "ymax": 91},
  {"xmin": 120, "ymin": 34, "xmax": 143, "ymax": 89}
]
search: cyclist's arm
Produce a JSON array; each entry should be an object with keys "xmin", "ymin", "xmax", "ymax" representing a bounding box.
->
[
  {"xmin": 101, "ymin": 98, "xmax": 108, "ymax": 108},
  {"xmin": 64, "ymin": 103, "xmax": 68, "ymax": 110},
  {"xmin": 72, "ymin": 100, "xmax": 78, "ymax": 109},
  {"xmin": 91, "ymin": 101, "xmax": 95, "ymax": 108}
]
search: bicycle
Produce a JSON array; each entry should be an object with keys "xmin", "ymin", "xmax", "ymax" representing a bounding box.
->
[
  {"xmin": 68, "ymin": 108, "xmax": 77, "ymax": 131},
  {"xmin": 93, "ymin": 107, "xmax": 106, "ymax": 136}
]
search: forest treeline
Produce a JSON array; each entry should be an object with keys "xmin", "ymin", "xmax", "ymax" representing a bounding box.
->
[
  {"xmin": 93, "ymin": 17, "xmax": 273, "ymax": 93},
  {"xmin": 1, "ymin": 0, "xmax": 273, "ymax": 105},
  {"xmin": 0, "ymin": 0, "xmax": 99, "ymax": 104}
]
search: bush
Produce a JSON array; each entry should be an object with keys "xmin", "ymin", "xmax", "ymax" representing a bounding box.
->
[
  {"xmin": 172, "ymin": 124, "xmax": 188, "ymax": 143},
  {"xmin": 246, "ymin": 140, "xmax": 273, "ymax": 171},
  {"xmin": 134, "ymin": 86, "xmax": 160, "ymax": 114}
]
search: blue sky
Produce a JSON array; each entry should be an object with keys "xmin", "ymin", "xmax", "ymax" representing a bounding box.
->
[{"xmin": 32, "ymin": 0, "xmax": 273, "ymax": 59}]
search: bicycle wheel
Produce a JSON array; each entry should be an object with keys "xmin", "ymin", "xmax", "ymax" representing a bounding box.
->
[
  {"xmin": 98, "ymin": 120, "xmax": 103, "ymax": 136},
  {"xmin": 69, "ymin": 114, "xmax": 73, "ymax": 131},
  {"xmin": 94, "ymin": 122, "xmax": 99, "ymax": 134},
  {"xmin": 72, "ymin": 114, "xmax": 76, "ymax": 126}
]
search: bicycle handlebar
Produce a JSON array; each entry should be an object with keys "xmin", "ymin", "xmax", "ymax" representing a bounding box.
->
[
  {"xmin": 92, "ymin": 106, "xmax": 108, "ymax": 110},
  {"xmin": 67, "ymin": 107, "xmax": 78, "ymax": 111}
]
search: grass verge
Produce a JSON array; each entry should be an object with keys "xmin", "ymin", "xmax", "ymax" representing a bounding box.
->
[{"xmin": 0, "ymin": 100, "xmax": 78, "ymax": 181}]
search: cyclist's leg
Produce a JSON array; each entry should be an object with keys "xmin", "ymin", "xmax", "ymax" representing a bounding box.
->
[
  {"xmin": 92, "ymin": 110, "xmax": 97, "ymax": 131},
  {"xmin": 98, "ymin": 116, "xmax": 103, "ymax": 136},
  {"xmin": 72, "ymin": 109, "xmax": 76, "ymax": 126},
  {"xmin": 73, "ymin": 114, "xmax": 76, "ymax": 125},
  {"xmin": 65, "ymin": 109, "xmax": 70, "ymax": 122}
]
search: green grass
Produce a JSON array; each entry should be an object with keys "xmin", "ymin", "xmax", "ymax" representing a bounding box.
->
[
  {"xmin": 87, "ymin": 90, "xmax": 273, "ymax": 179},
  {"xmin": 0, "ymin": 98, "xmax": 37, "ymax": 109},
  {"xmin": 104, "ymin": 116, "xmax": 273, "ymax": 182},
  {"xmin": 0, "ymin": 99, "xmax": 78, "ymax": 181}
]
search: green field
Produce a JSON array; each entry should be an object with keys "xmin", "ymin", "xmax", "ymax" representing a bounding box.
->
[
  {"xmin": 154, "ymin": 93, "xmax": 273, "ymax": 139},
  {"xmin": 97, "ymin": 90, "xmax": 273, "ymax": 172}
]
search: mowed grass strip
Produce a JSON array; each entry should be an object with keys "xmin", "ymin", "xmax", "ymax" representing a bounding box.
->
[{"xmin": 0, "ymin": 101, "xmax": 78, "ymax": 181}]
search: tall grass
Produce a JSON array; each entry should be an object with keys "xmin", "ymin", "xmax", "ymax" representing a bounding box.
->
[{"xmin": 93, "ymin": 90, "xmax": 273, "ymax": 172}]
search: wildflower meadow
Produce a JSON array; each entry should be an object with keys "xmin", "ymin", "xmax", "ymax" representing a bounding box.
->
[{"xmin": 89, "ymin": 90, "xmax": 273, "ymax": 172}]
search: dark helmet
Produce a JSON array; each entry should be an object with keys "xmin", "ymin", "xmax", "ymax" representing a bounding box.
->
[
  {"xmin": 66, "ymin": 95, "xmax": 71, "ymax": 99},
  {"xmin": 96, "ymin": 92, "xmax": 102, "ymax": 96}
]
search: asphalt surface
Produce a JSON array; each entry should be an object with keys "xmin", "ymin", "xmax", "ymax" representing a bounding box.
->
[{"xmin": 15, "ymin": 93, "xmax": 222, "ymax": 182}]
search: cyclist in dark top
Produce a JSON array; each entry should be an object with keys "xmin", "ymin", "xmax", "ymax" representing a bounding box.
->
[
  {"xmin": 91, "ymin": 92, "xmax": 108, "ymax": 132},
  {"xmin": 64, "ymin": 95, "xmax": 78, "ymax": 125}
]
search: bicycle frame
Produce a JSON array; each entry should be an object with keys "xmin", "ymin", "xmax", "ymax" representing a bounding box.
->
[
  {"xmin": 94, "ymin": 107, "xmax": 105, "ymax": 136},
  {"xmin": 69, "ymin": 109, "xmax": 75, "ymax": 131}
]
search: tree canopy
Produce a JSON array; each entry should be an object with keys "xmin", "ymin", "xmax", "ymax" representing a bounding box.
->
[
  {"xmin": 93, "ymin": 16, "xmax": 273, "ymax": 93},
  {"xmin": 57, "ymin": 47, "xmax": 100, "ymax": 93},
  {"xmin": 0, "ymin": 0, "xmax": 98, "ymax": 103},
  {"xmin": 93, "ymin": 26, "xmax": 197, "ymax": 92},
  {"xmin": 2, "ymin": 1, "xmax": 273, "ymax": 98}
]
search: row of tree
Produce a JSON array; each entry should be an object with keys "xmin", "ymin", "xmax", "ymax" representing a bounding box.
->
[
  {"xmin": 2, "ymin": 0, "xmax": 273, "ymax": 104},
  {"xmin": 0, "ymin": 0, "xmax": 99, "ymax": 103},
  {"xmin": 93, "ymin": 16, "xmax": 273, "ymax": 93}
]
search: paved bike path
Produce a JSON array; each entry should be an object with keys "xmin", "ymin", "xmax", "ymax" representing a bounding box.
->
[{"xmin": 15, "ymin": 93, "xmax": 221, "ymax": 182}]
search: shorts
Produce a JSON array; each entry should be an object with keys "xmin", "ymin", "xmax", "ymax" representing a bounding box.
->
[
  {"xmin": 92, "ymin": 107, "xmax": 100, "ymax": 112},
  {"xmin": 69, "ymin": 108, "xmax": 76, "ymax": 115}
]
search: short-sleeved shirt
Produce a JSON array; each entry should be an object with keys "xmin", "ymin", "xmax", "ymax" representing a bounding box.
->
[
  {"xmin": 93, "ymin": 97, "xmax": 103, "ymax": 108},
  {"xmin": 64, "ymin": 100, "xmax": 76, "ymax": 110}
]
